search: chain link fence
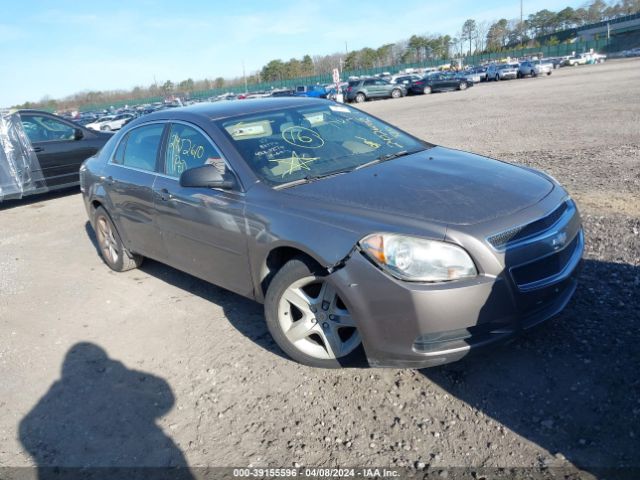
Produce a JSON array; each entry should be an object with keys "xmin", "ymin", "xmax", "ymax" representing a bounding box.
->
[{"xmin": 82, "ymin": 38, "xmax": 616, "ymax": 112}]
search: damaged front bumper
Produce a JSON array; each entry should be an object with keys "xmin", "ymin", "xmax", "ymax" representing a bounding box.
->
[{"xmin": 329, "ymin": 234, "xmax": 583, "ymax": 368}]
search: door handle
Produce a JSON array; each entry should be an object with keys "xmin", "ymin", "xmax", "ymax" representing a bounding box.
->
[
  {"xmin": 158, "ymin": 188, "xmax": 173, "ymax": 201},
  {"xmin": 33, "ymin": 146, "xmax": 44, "ymax": 153}
]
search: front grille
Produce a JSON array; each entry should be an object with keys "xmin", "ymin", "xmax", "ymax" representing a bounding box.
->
[
  {"xmin": 488, "ymin": 201, "xmax": 569, "ymax": 250},
  {"xmin": 511, "ymin": 231, "xmax": 581, "ymax": 289}
]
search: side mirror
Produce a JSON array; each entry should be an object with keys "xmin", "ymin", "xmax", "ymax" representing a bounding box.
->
[
  {"xmin": 179, "ymin": 164, "xmax": 235, "ymax": 189},
  {"xmin": 74, "ymin": 128, "xmax": 84, "ymax": 140}
]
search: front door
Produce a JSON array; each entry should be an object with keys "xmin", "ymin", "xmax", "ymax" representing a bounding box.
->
[
  {"xmin": 20, "ymin": 113, "xmax": 95, "ymax": 188},
  {"xmin": 152, "ymin": 122, "xmax": 252, "ymax": 297}
]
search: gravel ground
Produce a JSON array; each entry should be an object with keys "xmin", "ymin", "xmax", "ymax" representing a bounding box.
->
[{"xmin": 1, "ymin": 59, "xmax": 638, "ymax": 479}]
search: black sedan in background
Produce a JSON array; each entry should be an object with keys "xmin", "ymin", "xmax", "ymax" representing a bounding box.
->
[
  {"xmin": 18, "ymin": 110, "xmax": 112, "ymax": 191},
  {"xmin": 80, "ymin": 98, "xmax": 582, "ymax": 369},
  {"xmin": 408, "ymin": 72, "xmax": 471, "ymax": 94}
]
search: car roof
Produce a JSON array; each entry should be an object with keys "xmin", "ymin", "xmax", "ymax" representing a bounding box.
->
[
  {"xmin": 130, "ymin": 97, "xmax": 333, "ymax": 127},
  {"xmin": 17, "ymin": 109, "xmax": 60, "ymax": 116}
]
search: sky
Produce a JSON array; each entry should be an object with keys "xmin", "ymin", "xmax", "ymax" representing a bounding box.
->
[{"xmin": 0, "ymin": 0, "xmax": 585, "ymax": 107}]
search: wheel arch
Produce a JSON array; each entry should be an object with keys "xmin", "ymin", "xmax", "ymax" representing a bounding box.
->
[{"xmin": 257, "ymin": 245, "xmax": 327, "ymax": 302}]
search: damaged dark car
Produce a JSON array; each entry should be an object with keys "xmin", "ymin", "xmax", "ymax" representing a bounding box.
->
[{"xmin": 80, "ymin": 98, "xmax": 583, "ymax": 368}]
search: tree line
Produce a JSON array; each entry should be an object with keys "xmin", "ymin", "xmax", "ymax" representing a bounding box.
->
[{"xmin": 14, "ymin": 0, "xmax": 640, "ymax": 112}]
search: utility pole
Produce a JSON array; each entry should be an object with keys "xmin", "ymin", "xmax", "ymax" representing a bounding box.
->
[
  {"xmin": 520, "ymin": 0, "xmax": 524, "ymax": 46},
  {"xmin": 520, "ymin": 0, "xmax": 523, "ymax": 25}
]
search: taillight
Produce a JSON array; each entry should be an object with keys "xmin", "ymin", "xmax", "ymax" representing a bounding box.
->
[
  {"xmin": 414, "ymin": 81, "xmax": 424, "ymax": 85},
  {"xmin": 347, "ymin": 86, "xmax": 352, "ymax": 92}
]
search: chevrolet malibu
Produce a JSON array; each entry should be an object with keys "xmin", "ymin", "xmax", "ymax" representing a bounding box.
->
[{"xmin": 80, "ymin": 98, "xmax": 583, "ymax": 368}]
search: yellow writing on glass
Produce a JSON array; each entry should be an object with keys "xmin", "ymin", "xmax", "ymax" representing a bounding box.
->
[
  {"xmin": 281, "ymin": 126, "xmax": 325, "ymax": 149},
  {"xmin": 355, "ymin": 136, "xmax": 381, "ymax": 149},
  {"xmin": 167, "ymin": 134, "xmax": 207, "ymax": 174},
  {"xmin": 355, "ymin": 117, "xmax": 403, "ymax": 148},
  {"xmin": 269, "ymin": 151, "xmax": 320, "ymax": 177}
]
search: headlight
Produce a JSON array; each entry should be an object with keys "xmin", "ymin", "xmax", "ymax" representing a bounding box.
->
[{"xmin": 359, "ymin": 233, "xmax": 477, "ymax": 282}]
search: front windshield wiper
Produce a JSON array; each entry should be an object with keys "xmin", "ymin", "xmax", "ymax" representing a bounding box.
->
[
  {"xmin": 273, "ymin": 169, "xmax": 352, "ymax": 190},
  {"xmin": 353, "ymin": 149, "xmax": 423, "ymax": 171},
  {"xmin": 274, "ymin": 149, "xmax": 426, "ymax": 190}
]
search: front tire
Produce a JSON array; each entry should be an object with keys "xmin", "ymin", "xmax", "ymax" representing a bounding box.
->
[
  {"xmin": 423, "ymin": 86, "xmax": 432, "ymax": 94},
  {"xmin": 93, "ymin": 206, "xmax": 143, "ymax": 272},
  {"xmin": 264, "ymin": 257, "xmax": 362, "ymax": 368},
  {"xmin": 391, "ymin": 88, "xmax": 402, "ymax": 99}
]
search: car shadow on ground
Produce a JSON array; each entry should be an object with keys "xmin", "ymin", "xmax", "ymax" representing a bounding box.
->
[
  {"xmin": 0, "ymin": 187, "xmax": 79, "ymax": 211},
  {"xmin": 420, "ymin": 259, "xmax": 639, "ymax": 478},
  {"xmin": 83, "ymin": 221, "xmax": 290, "ymax": 363},
  {"xmin": 18, "ymin": 342, "xmax": 194, "ymax": 480}
]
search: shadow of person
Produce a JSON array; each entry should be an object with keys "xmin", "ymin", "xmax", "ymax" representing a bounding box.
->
[
  {"xmin": 420, "ymin": 258, "xmax": 639, "ymax": 479},
  {"xmin": 19, "ymin": 342, "xmax": 194, "ymax": 480}
]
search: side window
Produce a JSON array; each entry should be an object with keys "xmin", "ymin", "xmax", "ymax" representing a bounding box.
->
[
  {"xmin": 20, "ymin": 115, "xmax": 75, "ymax": 143},
  {"xmin": 363, "ymin": 79, "xmax": 375, "ymax": 86},
  {"xmin": 121, "ymin": 124, "xmax": 164, "ymax": 172},
  {"xmin": 112, "ymin": 134, "xmax": 128, "ymax": 165},
  {"xmin": 164, "ymin": 123, "xmax": 224, "ymax": 178}
]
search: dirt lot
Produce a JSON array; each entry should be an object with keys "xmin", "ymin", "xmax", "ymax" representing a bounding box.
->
[{"xmin": 1, "ymin": 59, "xmax": 639, "ymax": 478}]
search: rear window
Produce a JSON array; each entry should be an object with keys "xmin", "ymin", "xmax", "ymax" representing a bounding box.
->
[{"xmin": 121, "ymin": 124, "xmax": 164, "ymax": 172}]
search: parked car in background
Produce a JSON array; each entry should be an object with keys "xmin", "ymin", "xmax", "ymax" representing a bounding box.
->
[
  {"xmin": 270, "ymin": 89, "xmax": 296, "ymax": 97},
  {"xmin": 458, "ymin": 70, "xmax": 481, "ymax": 84},
  {"xmin": 543, "ymin": 57, "xmax": 564, "ymax": 69},
  {"xmin": 80, "ymin": 98, "xmax": 583, "ymax": 368},
  {"xmin": 409, "ymin": 72, "xmax": 471, "ymax": 94},
  {"xmin": 487, "ymin": 63, "xmax": 519, "ymax": 81},
  {"xmin": 391, "ymin": 74, "xmax": 422, "ymax": 87},
  {"xmin": 85, "ymin": 113, "xmax": 135, "ymax": 132},
  {"xmin": 518, "ymin": 60, "xmax": 553, "ymax": 78},
  {"xmin": 15, "ymin": 110, "xmax": 112, "ymax": 191},
  {"xmin": 564, "ymin": 54, "xmax": 588, "ymax": 66},
  {"xmin": 588, "ymin": 52, "xmax": 607, "ymax": 64},
  {"xmin": 295, "ymin": 85, "xmax": 328, "ymax": 98},
  {"xmin": 470, "ymin": 66, "xmax": 488, "ymax": 81},
  {"xmin": 345, "ymin": 78, "xmax": 406, "ymax": 103}
]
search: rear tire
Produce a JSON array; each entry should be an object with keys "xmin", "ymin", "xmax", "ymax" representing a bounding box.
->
[
  {"xmin": 93, "ymin": 206, "xmax": 143, "ymax": 272},
  {"xmin": 459, "ymin": 82, "xmax": 467, "ymax": 90},
  {"xmin": 264, "ymin": 257, "xmax": 363, "ymax": 368},
  {"xmin": 355, "ymin": 92, "xmax": 366, "ymax": 103}
]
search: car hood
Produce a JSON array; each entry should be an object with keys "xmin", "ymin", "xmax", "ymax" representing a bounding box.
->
[{"xmin": 283, "ymin": 146, "xmax": 554, "ymax": 226}]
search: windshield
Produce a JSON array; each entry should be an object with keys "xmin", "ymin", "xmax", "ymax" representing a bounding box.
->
[{"xmin": 216, "ymin": 104, "xmax": 430, "ymax": 186}]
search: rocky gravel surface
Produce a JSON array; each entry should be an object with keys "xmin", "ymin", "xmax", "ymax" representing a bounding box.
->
[{"xmin": 1, "ymin": 59, "xmax": 638, "ymax": 479}]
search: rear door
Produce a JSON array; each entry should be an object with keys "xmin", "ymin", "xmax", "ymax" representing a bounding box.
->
[
  {"xmin": 362, "ymin": 79, "xmax": 377, "ymax": 97},
  {"xmin": 19, "ymin": 113, "xmax": 95, "ymax": 188},
  {"xmin": 101, "ymin": 122, "xmax": 167, "ymax": 259},
  {"xmin": 152, "ymin": 122, "xmax": 253, "ymax": 297},
  {"xmin": 375, "ymin": 79, "xmax": 392, "ymax": 97}
]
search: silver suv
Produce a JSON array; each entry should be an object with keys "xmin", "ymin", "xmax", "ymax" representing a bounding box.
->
[
  {"xmin": 518, "ymin": 60, "xmax": 553, "ymax": 78},
  {"xmin": 487, "ymin": 63, "xmax": 519, "ymax": 81}
]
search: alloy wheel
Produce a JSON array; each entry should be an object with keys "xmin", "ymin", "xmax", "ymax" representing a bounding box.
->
[
  {"xmin": 96, "ymin": 216, "xmax": 119, "ymax": 264},
  {"xmin": 277, "ymin": 276, "xmax": 360, "ymax": 360}
]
